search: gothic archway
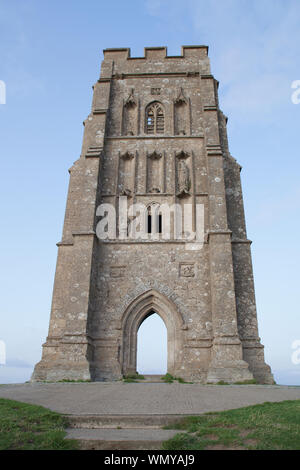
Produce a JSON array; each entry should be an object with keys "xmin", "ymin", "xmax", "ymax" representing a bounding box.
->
[
  {"xmin": 121, "ymin": 289, "xmax": 185, "ymax": 376},
  {"xmin": 137, "ymin": 311, "xmax": 167, "ymax": 374}
]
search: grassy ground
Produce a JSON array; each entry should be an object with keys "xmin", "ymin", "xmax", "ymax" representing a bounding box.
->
[
  {"xmin": 123, "ymin": 373, "xmax": 146, "ymax": 382},
  {"xmin": 0, "ymin": 398, "xmax": 78, "ymax": 450},
  {"xmin": 163, "ymin": 400, "xmax": 300, "ymax": 450},
  {"xmin": 161, "ymin": 373, "xmax": 192, "ymax": 384},
  {"xmin": 1, "ymin": 397, "xmax": 299, "ymax": 450}
]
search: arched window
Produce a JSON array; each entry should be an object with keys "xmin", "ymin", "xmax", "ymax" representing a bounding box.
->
[{"xmin": 146, "ymin": 102, "xmax": 164, "ymax": 134}]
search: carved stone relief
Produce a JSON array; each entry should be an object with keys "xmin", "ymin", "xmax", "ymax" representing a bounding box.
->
[
  {"xmin": 174, "ymin": 88, "xmax": 189, "ymax": 136},
  {"xmin": 123, "ymin": 89, "xmax": 138, "ymax": 135},
  {"xmin": 176, "ymin": 158, "xmax": 191, "ymax": 198},
  {"xmin": 110, "ymin": 266, "xmax": 126, "ymax": 278},
  {"xmin": 179, "ymin": 263, "xmax": 195, "ymax": 278}
]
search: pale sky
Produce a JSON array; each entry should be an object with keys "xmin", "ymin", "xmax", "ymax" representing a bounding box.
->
[{"xmin": 0, "ymin": 0, "xmax": 299, "ymax": 385}]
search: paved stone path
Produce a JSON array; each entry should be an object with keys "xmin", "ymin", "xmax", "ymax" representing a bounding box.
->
[
  {"xmin": 67, "ymin": 428, "xmax": 178, "ymax": 441},
  {"xmin": 0, "ymin": 383, "xmax": 299, "ymax": 415}
]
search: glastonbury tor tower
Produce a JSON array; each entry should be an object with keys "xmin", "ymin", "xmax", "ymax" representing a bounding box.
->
[{"xmin": 32, "ymin": 46, "xmax": 274, "ymax": 384}]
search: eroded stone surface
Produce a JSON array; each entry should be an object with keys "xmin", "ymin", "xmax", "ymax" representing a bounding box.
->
[{"xmin": 32, "ymin": 46, "xmax": 274, "ymax": 384}]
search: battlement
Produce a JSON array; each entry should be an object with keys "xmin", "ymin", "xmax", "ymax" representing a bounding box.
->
[{"xmin": 103, "ymin": 45, "xmax": 209, "ymax": 61}]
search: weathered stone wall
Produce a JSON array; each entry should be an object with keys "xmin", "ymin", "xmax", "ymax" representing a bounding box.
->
[{"xmin": 32, "ymin": 46, "xmax": 274, "ymax": 384}]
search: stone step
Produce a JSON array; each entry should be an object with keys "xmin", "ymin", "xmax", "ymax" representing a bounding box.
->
[
  {"xmin": 66, "ymin": 413, "xmax": 187, "ymax": 429},
  {"xmin": 124, "ymin": 375, "xmax": 164, "ymax": 383},
  {"xmin": 141, "ymin": 375, "xmax": 164, "ymax": 382},
  {"xmin": 66, "ymin": 428, "xmax": 179, "ymax": 450}
]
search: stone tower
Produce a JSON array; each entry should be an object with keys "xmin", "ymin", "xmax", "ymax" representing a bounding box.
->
[{"xmin": 32, "ymin": 46, "xmax": 274, "ymax": 384}]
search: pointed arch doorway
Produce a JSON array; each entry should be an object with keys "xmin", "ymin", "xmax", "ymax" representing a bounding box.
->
[
  {"xmin": 121, "ymin": 289, "xmax": 184, "ymax": 377},
  {"xmin": 137, "ymin": 311, "xmax": 167, "ymax": 375}
]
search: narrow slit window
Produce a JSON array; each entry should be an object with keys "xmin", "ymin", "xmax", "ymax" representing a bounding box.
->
[
  {"xmin": 158, "ymin": 214, "xmax": 162, "ymax": 234},
  {"xmin": 147, "ymin": 213, "xmax": 152, "ymax": 234},
  {"xmin": 147, "ymin": 207, "xmax": 162, "ymax": 235}
]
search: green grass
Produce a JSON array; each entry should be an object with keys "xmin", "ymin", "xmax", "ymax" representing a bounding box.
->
[
  {"xmin": 162, "ymin": 400, "xmax": 300, "ymax": 450},
  {"xmin": 161, "ymin": 373, "xmax": 175, "ymax": 383},
  {"xmin": 233, "ymin": 379, "xmax": 258, "ymax": 385},
  {"xmin": 123, "ymin": 373, "xmax": 145, "ymax": 380},
  {"xmin": 122, "ymin": 373, "xmax": 145, "ymax": 383},
  {"xmin": 0, "ymin": 398, "xmax": 78, "ymax": 450},
  {"xmin": 35, "ymin": 379, "xmax": 92, "ymax": 383},
  {"xmin": 208, "ymin": 379, "xmax": 258, "ymax": 385},
  {"xmin": 57, "ymin": 379, "xmax": 91, "ymax": 383},
  {"xmin": 161, "ymin": 373, "xmax": 192, "ymax": 384}
]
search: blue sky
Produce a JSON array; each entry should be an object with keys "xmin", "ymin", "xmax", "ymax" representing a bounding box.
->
[{"xmin": 0, "ymin": 0, "xmax": 299, "ymax": 385}]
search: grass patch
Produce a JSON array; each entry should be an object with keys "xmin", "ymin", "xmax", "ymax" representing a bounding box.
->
[
  {"xmin": 123, "ymin": 373, "xmax": 145, "ymax": 383},
  {"xmin": 233, "ymin": 379, "xmax": 258, "ymax": 385},
  {"xmin": 57, "ymin": 379, "xmax": 91, "ymax": 383},
  {"xmin": 0, "ymin": 398, "xmax": 78, "ymax": 450},
  {"xmin": 161, "ymin": 373, "xmax": 175, "ymax": 383},
  {"xmin": 162, "ymin": 400, "xmax": 300, "ymax": 450},
  {"xmin": 37, "ymin": 379, "xmax": 92, "ymax": 383},
  {"xmin": 208, "ymin": 379, "xmax": 258, "ymax": 386},
  {"xmin": 161, "ymin": 374, "xmax": 192, "ymax": 384}
]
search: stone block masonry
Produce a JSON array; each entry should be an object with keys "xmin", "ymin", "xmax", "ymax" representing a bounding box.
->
[{"xmin": 32, "ymin": 46, "xmax": 274, "ymax": 384}]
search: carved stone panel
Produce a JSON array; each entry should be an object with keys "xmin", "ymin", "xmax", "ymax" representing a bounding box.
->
[
  {"xmin": 110, "ymin": 266, "xmax": 126, "ymax": 278},
  {"xmin": 151, "ymin": 88, "xmax": 161, "ymax": 95},
  {"xmin": 179, "ymin": 263, "xmax": 195, "ymax": 278}
]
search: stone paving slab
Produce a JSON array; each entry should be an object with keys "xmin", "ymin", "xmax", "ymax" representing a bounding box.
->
[
  {"xmin": 66, "ymin": 428, "xmax": 178, "ymax": 441},
  {"xmin": 65, "ymin": 428, "xmax": 178, "ymax": 450},
  {"xmin": 0, "ymin": 383, "xmax": 299, "ymax": 415},
  {"xmin": 66, "ymin": 414, "xmax": 186, "ymax": 428}
]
